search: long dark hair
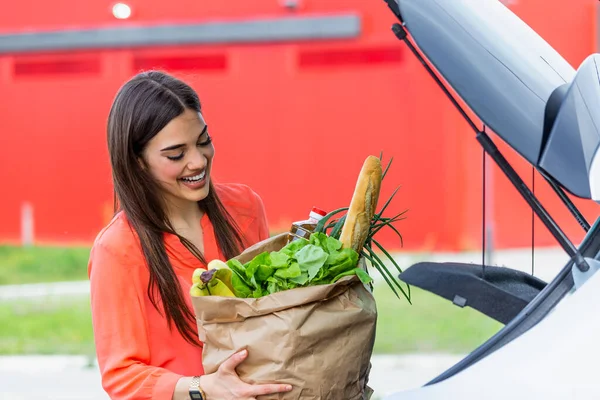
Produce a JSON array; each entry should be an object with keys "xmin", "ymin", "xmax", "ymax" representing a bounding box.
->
[{"xmin": 107, "ymin": 71, "xmax": 245, "ymax": 345}]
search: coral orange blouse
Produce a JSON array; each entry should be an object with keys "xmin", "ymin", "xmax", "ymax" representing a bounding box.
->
[{"xmin": 88, "ymin": 183, "xmax": 270, "ymax": 400}]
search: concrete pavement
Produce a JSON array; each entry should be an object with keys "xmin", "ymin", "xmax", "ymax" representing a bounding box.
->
[
  {"xmin": 0, "ymin": 354, "xmax": 465, "ymax": 400},
  {"xmin": 0, "ymin": 280, "xmax": 90, "ymax": 301}
]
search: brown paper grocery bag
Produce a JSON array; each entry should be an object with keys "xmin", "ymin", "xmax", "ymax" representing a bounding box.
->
[{"xmin": 192, "ymin": 233, "xmax": 378, "ymax": 399}]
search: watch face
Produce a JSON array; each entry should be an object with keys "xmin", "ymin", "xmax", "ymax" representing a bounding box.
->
[{"xmin": 190, "ymin": 391, "xmax": 204, "ymax": 400}]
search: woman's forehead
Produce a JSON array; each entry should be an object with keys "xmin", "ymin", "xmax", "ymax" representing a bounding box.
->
[{"xmin": 152, "ymin": 110, "xmax": 206, "ymax": 145}]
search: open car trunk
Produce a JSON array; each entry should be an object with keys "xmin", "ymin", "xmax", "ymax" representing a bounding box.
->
[{"xmin": 378, "ymin": 0, "xmax": 600, "ymax": 398}]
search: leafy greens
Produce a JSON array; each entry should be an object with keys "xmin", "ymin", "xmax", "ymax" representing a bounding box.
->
[{"xmin": 226, "ymin": 232, "xmax": 372, "ymax": 298}]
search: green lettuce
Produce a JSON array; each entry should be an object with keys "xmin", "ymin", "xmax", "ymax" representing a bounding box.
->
[{"xmin": 228, "ymin": 232, "xmax": 372, "ymax": 298}]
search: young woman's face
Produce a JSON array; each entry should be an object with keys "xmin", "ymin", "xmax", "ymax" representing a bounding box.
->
[{"xmin": 142, "ymin": 109, "xmax": 214, "ymax": 207}]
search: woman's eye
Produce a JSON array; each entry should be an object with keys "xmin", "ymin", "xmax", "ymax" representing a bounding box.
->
[
  {"xmin": 167, "ymin": 153, "xmax": 184, "ymax": 161},
  {"xmin": 197, "ymin": 135, "xmax": 212, "ymax": 147}
]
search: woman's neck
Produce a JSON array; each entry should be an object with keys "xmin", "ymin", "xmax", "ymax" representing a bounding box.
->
[{"xmin": 165, "ymin": 199, "xmax": 204, "ymax": 231}]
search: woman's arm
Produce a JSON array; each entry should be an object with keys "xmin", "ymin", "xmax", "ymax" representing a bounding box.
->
[
  {"xmin": 172, "ymin": 377, "xmax": 193, "ymax": 400},
  {"xmin": 172, "ymin": 350, "xmax": 292, "ymax": 400},
  {"xmin": 89, "ymin": 241, "xmax": 182, "ymax": 400},
  {"xmin": 90, "ymin": 233, "xmax": 291, "ymax": 400}
]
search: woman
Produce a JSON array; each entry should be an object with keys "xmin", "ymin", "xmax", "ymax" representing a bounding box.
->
[{"xmin": 88, "ymin": 71, "xmax": 292, "ymax": 400}]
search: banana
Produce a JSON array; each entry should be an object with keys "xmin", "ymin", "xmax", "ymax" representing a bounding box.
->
[
  {"xmin": 207, "ymin": 278, "xmax": 236, "ymax": 297},
  {"xmin": 192, "ymin": 267, "xmax": 236, "ymax": 298},
  {"xmin": 208, "ymin": 259, "xmax": 229, "ymax": 270},
  {"xmin": 191, "ymin": 259, "xmax": 251, "ymax": 298},
  {"xmin": 190, "ymin": 282, "xmax": 210, "ymax": 297},
  {"xmin": 206, "ymin": 260, "xmax": 237, "ymax": 294},
  {"xmin": 192, "ymin": 268, "xmax": 205, "ymax": 285}
]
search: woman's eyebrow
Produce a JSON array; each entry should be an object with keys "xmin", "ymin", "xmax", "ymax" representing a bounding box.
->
[
  {"xmin": 160, "ymin": 125, "xmax": 208, "ymax": 151},
  {"xmin": 160, "ymin": 143, "xmax": 186, "ymax": 152}
]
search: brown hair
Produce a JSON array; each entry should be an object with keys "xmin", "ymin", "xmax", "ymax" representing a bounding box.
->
[{"xmin": 107, "ymin": 71, "xmax": 245, "ymax": 345}]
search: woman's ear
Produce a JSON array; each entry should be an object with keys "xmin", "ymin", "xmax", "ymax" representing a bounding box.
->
[{"xmin": 137, "ymin": 155, "xmax": 147, "ymax": 170}]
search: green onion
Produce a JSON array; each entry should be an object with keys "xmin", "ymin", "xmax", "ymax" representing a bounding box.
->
[{"xmin": 319, "ymin": 154, "xmax": 411, "ymax": 302}]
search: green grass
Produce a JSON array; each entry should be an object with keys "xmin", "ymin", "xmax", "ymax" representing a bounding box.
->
[
  {"xmin": 0, "ymin": 244, "xmax": 502, "ymax": 355},
  {"xmin": 0, "ymin": 245, "xmax": 91, "ymax": 285},
  {"xmin": 0, "ymin": 297, "xmax": 95, "ymax": 356},
  {"xmin": 372, "ymin": 284, "xmax": 503, "ymax": 354},
  {"xmin": 0, "ymin": 285, "xmax": 502, "ymax": 356}
]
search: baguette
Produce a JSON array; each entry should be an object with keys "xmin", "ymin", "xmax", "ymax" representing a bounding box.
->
[{"xmin": 339, "ymin": 155, "xmax": 383, "ymax": 253}]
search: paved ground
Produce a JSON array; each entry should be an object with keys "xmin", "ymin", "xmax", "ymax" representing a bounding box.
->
[
  {"xmin": 0, "ymin": 353, "xmax": 465, "ymax": 400},
  {"xmin": 390, "ymin": 245, "xmax": 570, "ymax": 284},
  {"xmin": 0, "ymin": 280, "xmax": 91, "ymax": 301},
  {"xmin": 0, "ymin": 356, "xmax": 107, "ymax": 400}
]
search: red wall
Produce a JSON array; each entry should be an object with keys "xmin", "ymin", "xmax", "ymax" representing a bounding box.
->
[{"xmin": 0, "ymin": 0, "xmax": 598, "ymax": 252}]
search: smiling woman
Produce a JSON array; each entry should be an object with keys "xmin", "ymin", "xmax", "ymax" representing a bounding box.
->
[
  {"xmin": 90, "ymin": 71, "xmax": 292, "ymax": 400},
  {"xmin": 144, "ymin": 112, "xmax": 214, "ymax": 230}
]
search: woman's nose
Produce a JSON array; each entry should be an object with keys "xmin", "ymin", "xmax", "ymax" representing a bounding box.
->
[{"xmin": 187, "ymin": 147, "xmax": 207, "ymax": 170}]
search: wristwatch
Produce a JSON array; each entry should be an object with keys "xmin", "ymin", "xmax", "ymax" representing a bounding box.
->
[{"xmin": 189, "ymin": 376, "xmax": 206, "ymax": 400}]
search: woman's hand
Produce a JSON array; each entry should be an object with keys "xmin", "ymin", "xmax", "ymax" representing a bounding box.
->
[{"xmin": 200, "ymin": 349, "xmax": 293, "ymax": 400}]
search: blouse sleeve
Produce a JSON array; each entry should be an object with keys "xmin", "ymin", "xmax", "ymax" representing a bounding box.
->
[
  {"xmin": 88, "ymin": 240, "xmax": 182, "ymax": 400},
  {"xmin": 252, "ymin": 190, "xmax": 270, "ymax": 242}
]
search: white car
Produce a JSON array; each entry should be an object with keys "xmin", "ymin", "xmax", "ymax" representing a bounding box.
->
[{"xmin": 379, "ymin": 0, "xmax": 600, "ymax": 398}]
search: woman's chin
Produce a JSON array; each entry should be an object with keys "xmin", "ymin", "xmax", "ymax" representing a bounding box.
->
[{"xmin": 181, "ymin": 182, "xmax": 211, "ymax": 202}]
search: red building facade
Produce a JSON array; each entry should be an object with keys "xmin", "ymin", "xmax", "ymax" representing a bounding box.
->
[{"xmin": 0, "ymin": 0, "xmax": 598, "ymax": 251}]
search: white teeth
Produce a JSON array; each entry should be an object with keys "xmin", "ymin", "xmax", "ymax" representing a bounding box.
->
[{"xmin": 181, "ymin": 171, "xmax": 205, "ymax": 182}]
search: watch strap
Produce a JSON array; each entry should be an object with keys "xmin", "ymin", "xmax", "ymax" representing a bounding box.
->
[{"xmin": 189, "ymin": 376, "xmax": 206, "ymax": 400}]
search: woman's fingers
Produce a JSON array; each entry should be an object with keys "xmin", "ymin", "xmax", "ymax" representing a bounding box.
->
[
  {"xmin": 248, "ymin": 383, "xmax": 293, "ymax": 396},
  {"xmin": 230, "ymin": 383, "xmax": 291, "ymax": 399},
  {"xmin": 219, "ymin": 349, "xmax": 248, "ymax": 374},
  {"xmin": 218, "ymin": 349, "xmax": 293, "ymax": 398}
]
